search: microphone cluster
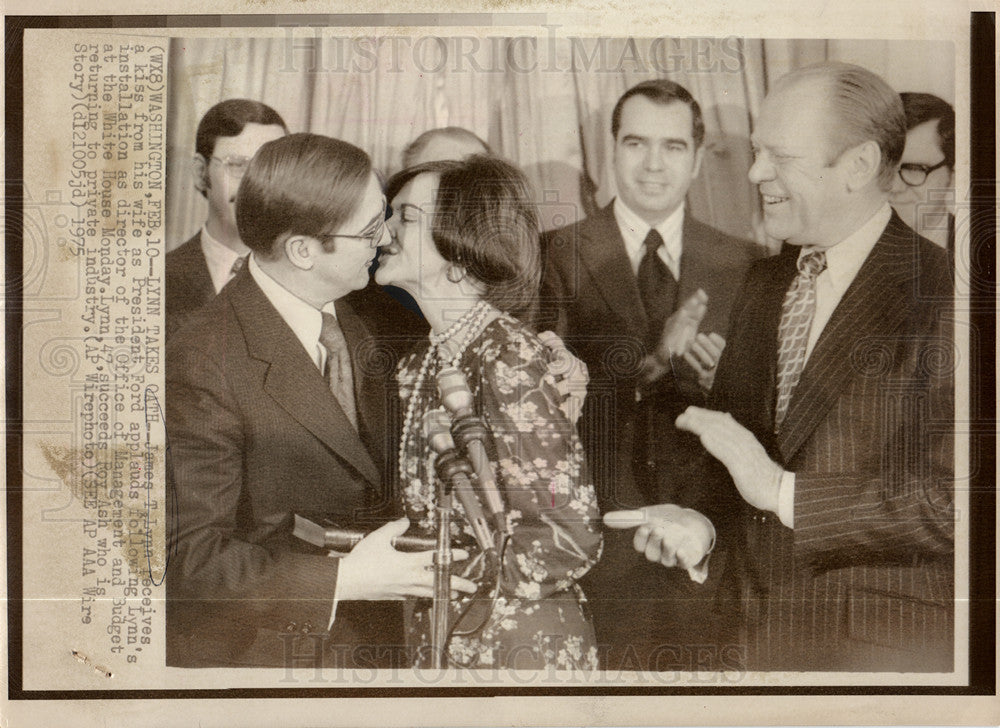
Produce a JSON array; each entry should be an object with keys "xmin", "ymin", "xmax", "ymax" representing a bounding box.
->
[
  {"xmin": 294, "ymin": 368, "xmax": 506, "ymax": 561},
  {"xmin": 436, "ymin": 367, "xmax": 509, "ymax": 538}
]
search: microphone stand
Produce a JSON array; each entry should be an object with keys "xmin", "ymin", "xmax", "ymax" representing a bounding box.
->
[{"xmin": 423, "ymin": 410, "xmax": 476, "ymax": 669}]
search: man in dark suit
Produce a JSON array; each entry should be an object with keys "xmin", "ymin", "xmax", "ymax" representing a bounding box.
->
[
  {"xmin": 613, "ymin": 63, "xmax": 954, "ymax": 672},
  {"xmin": 166, "ymin": 133, "xmax": 474, "ymax": 669},
  {"xmin": 165, "ymin": 99, "xmax": 287, "ymax": 340},
  {"xmin": 540, "ymin": 80, "xmax": 762, "ymax": 670}
]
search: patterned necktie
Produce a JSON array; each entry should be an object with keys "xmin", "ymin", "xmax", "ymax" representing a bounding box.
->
[
  {"xmin": 636, "ymin": 228, "xmax": 678, "ymax": 343},
  {"xmin": 319, "ymin": 312, "xmax": 358, "ymax": 430},
  {"xmin": 774, "ymin": 250, "xmax": 827, "ymax": 429},
  {"xmin": 229, "ymin": 255, "xmax": 247, "ymax": 280}
]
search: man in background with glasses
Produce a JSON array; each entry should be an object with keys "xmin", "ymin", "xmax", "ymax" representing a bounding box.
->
[
  {"xmin": 890, "ymin": 92, "xmax": 955, "ymax": 255},
  {"xmin": 166, "ymin": 98, "xmax": 287, "ymax": 340}
]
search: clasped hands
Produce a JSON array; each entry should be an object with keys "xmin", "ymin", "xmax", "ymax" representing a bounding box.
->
[
  {"xmin": 645, "ymin": 289, "xmax": 725, "ymax": 391},
  {"xmin": 606, "ymin": 407, "xmax": 786, "ymax": 576}
]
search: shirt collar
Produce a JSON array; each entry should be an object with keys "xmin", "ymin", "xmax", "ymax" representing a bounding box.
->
[
  {"xmin": 200, "ymin": 226, "xmax": 249, "ymax": 294},
  {"xmin": 247, "ymin": 254, "xmax": 336, "ymax": 370},
  {"xmin": 801, "ymin": 203, "xmax": 892, "ymax": 294},
  {"xmin": 613, "ymin": 198, "xmax": 685, "ymax": 267}
]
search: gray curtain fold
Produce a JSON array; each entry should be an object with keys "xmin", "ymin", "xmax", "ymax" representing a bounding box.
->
[{"xmin": 166, "ymin": 35, "xmax": 954, "ymax": 251}]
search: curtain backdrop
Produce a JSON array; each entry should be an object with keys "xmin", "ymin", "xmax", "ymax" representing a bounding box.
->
[{"xmin": 166, "ymin": 35, "xmax": 954, "ymax": 251}]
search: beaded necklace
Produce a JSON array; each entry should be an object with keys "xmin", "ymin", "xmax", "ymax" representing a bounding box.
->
[{"xmin": 397, "ymin": 299, "xmax": 493, "ymax": 489}]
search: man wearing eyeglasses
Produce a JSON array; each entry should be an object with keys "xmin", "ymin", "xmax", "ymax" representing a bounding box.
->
[
  {"xmin": 890, "ymin": 92, "xmax": 955, "ymax": 254},
  {"xmin": 165, "ymin": 133, "xmax": 477, "ymax": 669},
  {"xmin": 165, "ymin": 99, "xmax": 287, "ymax": 340}
]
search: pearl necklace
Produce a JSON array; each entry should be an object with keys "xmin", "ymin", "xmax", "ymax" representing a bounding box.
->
[{"xmin": 398, "ymin": 300, "xmax": 493, "ymax": 491}]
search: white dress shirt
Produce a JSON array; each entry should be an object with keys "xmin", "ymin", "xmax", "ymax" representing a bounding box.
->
[
  {"xmin": 247, "ymin": 254, "xmax": 337, "ymax": 372},
  {"xmin": 776, "ymin": 203, "xmax": 893, "ymax": 528},
  {"xmin": 613, "ymin": 198, "xmax": 684, "ymax": 280},
  {"xmin": 200, "ymin": 226, "xmax": 250, "ymax": 294}
]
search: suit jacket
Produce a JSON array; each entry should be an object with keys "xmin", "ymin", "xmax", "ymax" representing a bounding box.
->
[
  {"xmin": 709, "ymin": 211, "xmax": 954, "ymax": 671},
  {"xmin": 540, "ymin": 203, "xmax": 762, "ymax": 669},
  {"xmin": 165, "ymin": 233, "xmax": 215, "ymax": 342},
  {"xmin": 165, "ymin": 267, "xmax": 404, "ymax": 669}
]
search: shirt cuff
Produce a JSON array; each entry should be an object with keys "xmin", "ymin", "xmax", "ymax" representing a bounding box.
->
[{"xmin": 777, "ymin": 470, "xmax": 795, "ymax": 529}]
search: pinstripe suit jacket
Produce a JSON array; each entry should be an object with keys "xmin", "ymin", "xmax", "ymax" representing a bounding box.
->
[
  {"xmin": 709, "ymin": 211, "xmax": 954, "ymax": 672},
  {"xmin": 165, "ymin": 267, "xmax": 403, "ymax": 668}
]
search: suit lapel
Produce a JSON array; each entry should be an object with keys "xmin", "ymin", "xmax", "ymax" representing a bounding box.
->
[
  {"xmin": 578, "ymin": 205, "xmax": 648, "ymax": 337},
  {"xmin": 230, "ymin": 270, "xmax": 382, "ymax": 487},
  {"xmin": 776, "ymin": 218, "xmax": 912, "ymax": 462},
  {"xmin": 677, "ymin": 214, "xmax": 711, "ymax": 305},
  {"xmin": 180, "ymin": 233, "xmax": 216, "ymax": 303},
  {"xmin": 718, "ymin": 248, "xmax": 798, "ymax": 439}
]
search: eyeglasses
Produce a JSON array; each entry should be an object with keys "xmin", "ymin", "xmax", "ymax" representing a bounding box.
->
[
  {"xmin": 319, "ymin": 206, "xmax": 393, "ymax": 249},
  {"xmin": 897, "ymin": 160, "xmax": 949, "ymax": 187},
  {"xmin": 210, "ymin": 155, "xmax": 253, "ymax": 176}
]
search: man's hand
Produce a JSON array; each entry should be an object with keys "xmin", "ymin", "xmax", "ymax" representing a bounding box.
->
[
  {"xmin": 675, "ymin": 406, "xmax": 784, "ymax": 513},
  {"xmin": 683, "ymin": 332, "xmax": 726, "ymax": 391},
  {"xmin": 335, "ymin": 518, "xmax": 478, "ymax": 600},
  {"xmin": 604, "ymin": 504, "xmax": 715, "ymax": 582},
  {"xmin": 643, "ymin": 289, "xmax": 712, "ymax": 384},
  {"xmin": 656, "ymin": 288, "xmax": 709, "ymax": 362}
]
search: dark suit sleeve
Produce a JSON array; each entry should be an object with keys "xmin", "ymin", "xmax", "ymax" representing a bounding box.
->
[
  {"xmin": 538, "ymin": 230, "xmax": 570, "ymax": 339},
  {"xmin": 166, "ymin": 337, "xmax": 340, "ymax": 629},
  {"xmin": 792, "ymin": 293, "xmax": 954, "ymax": 568}
]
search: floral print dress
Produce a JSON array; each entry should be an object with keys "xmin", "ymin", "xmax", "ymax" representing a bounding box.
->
[{"xmin": 397, "ymin": 315, "xmax": 602, "ymax": 670}]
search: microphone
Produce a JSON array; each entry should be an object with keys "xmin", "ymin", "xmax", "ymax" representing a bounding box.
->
[
  {"xmin": 423, "ymin": 408, "xmax": 496, "ymax": 557},
  {"xmin": 292, "ymin": 514, "xmax": 435, "ymax": 553},
  {"xmin": 436, "ymin": 367, "xmax": 509, "ymax": 535}
]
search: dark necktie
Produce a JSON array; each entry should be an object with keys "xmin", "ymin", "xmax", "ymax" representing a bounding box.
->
[
  {"xmin": 319, "ymin": 312, "xmax": 358, "ymax": 430},
  {"xmin": 774, "ymin": 250, "xmax": 827, "ymax": 429},
  {"xmin": 636, "ymin": 228, "xmax": 678, "ymax": 343},
  {"xmin": 229, "ymin": 255, "xmax": 247, "ymax": 279}
]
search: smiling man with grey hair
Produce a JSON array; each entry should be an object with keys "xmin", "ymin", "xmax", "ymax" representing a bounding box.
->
[{"xmin": 608, "ymin": 62, "xmax": 955, "ymax": 672}]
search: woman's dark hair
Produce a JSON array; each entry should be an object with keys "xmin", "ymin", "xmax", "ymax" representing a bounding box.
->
[
  {"xmin": 386, "ymin": 155, "xmax": 541, "ymax": 321},
  {"xmin": 236, "ymin": 133, "xmax": 372, "ymax": 258}
]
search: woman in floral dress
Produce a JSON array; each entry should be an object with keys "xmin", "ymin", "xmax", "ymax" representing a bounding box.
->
[{"xmin": 376, "ymin": 155, "xmax": 602, "ymax": 670}]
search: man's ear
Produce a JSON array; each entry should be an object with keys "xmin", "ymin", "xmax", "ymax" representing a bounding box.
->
[
  {"xmin": 283, "ymin": 234, "xmax": 316, "ymax": 271},
  {"xmin": 844, "ymin": 140, "xmax": 882, "ymax": 191},
  {"xmin": 193, "ymin": 155, "xmax": 209, "ymax": 196}
]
